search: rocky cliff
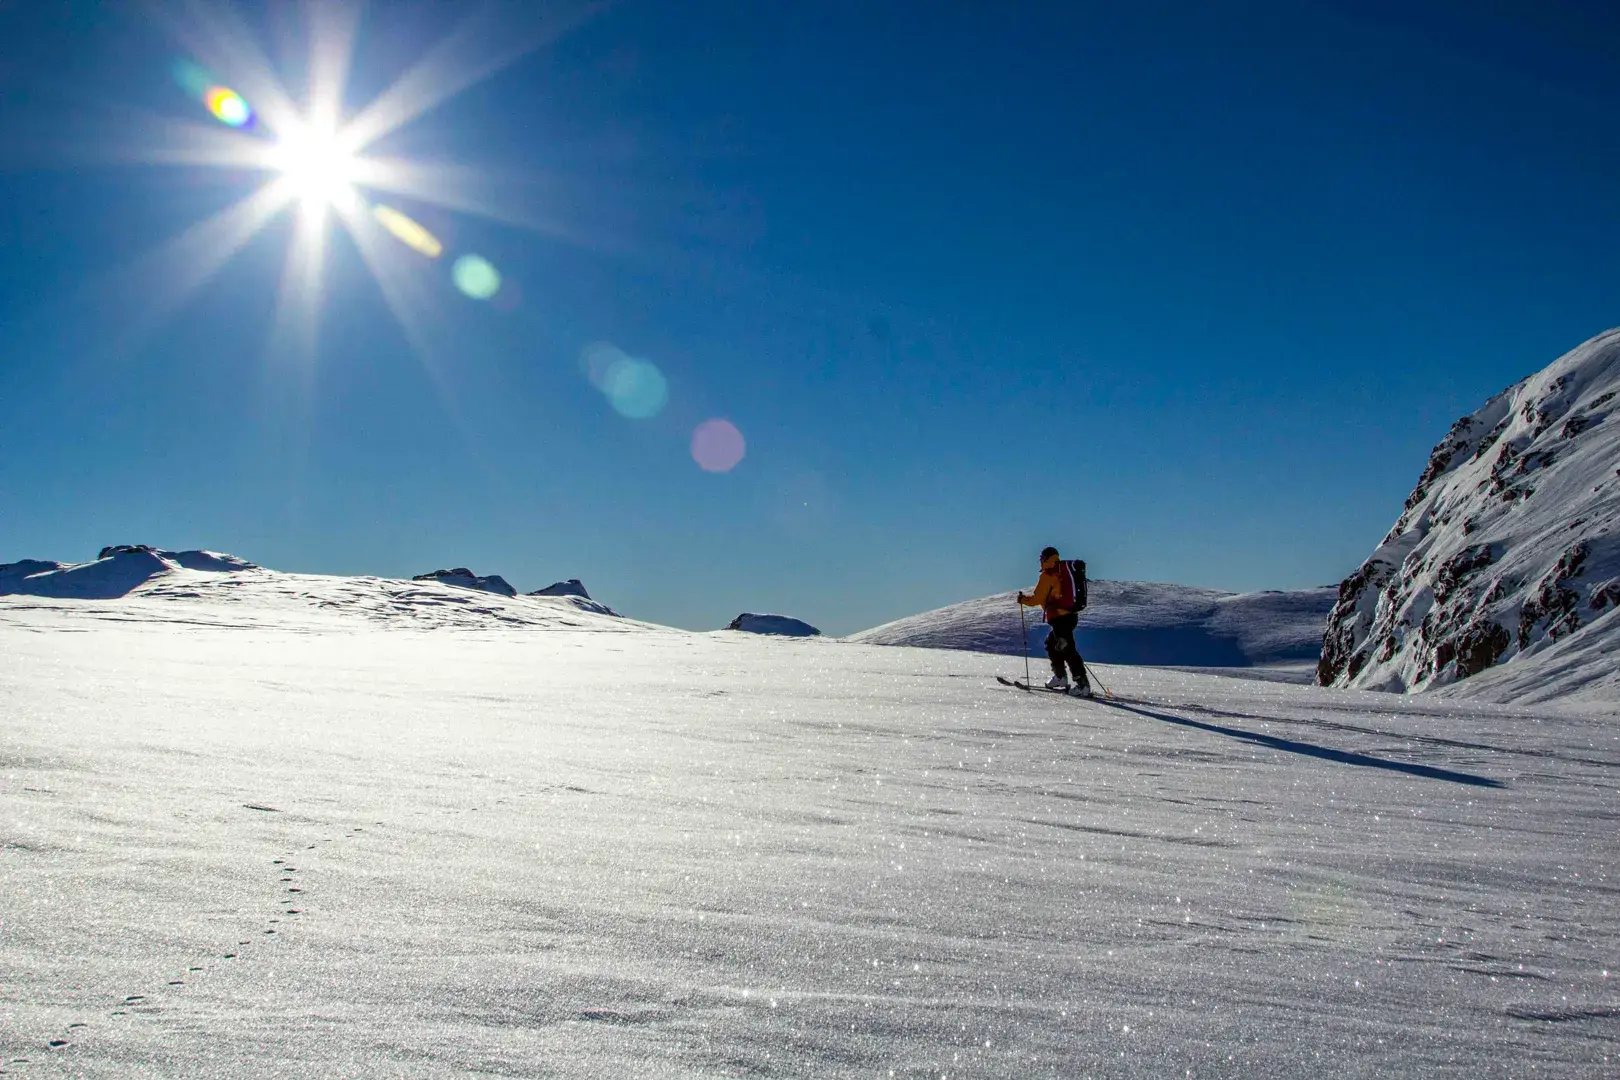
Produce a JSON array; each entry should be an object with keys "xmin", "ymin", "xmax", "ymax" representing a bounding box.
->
[{"xmin": 1319, "ymin": 328, "xmax": 1620, "ymax": 698}]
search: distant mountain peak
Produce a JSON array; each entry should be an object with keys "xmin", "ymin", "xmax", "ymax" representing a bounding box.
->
[
  {"xmin": 411, "ymin": 567, "xmax": 517, "ymax": 597},
  {"xmin": 727, "ymin": 613, "xmax": 821, "ymax": 637}
]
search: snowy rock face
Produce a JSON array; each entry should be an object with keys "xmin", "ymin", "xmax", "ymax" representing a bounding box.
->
[
  {"xmin": 529, "ymin": 579, "xmax": 591, "ymax": 599},
  {"xmin": 1319, "ymin": 328, "xmax": 1620, "ymax": 696},
  {"xmin": 851, "ymin": 582, "xmax": 1335, "ymax": 668},
  {"xmin": 726, "ymin": 613, "xmax": 821, "ymax": 637},
  {"xmin": 411, "ymin": 567, "xmax": 518, "ymax": 597},
  {"xmin": 94, "ymin": 545, "xmax": 257, "ymax": 572}
]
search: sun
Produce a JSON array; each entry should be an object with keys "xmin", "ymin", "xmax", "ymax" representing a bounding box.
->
[
  {"xmin": 95, "ymin": 2, "xmax": 600, "ymax": 372},
  {"xmin": 268, "ymin": 119, "xmax": 361, "ymax": 212}
]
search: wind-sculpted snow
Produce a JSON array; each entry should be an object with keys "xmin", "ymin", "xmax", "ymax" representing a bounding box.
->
[
  {"xmin": 1, "ymin": 606, "xmax": 1615, "ymax": 1077},
  {"xmin": 1321, "ymin": 328, "xmax": 1620, "ymax": 703},
  {"xmin": 850, "ymin": 581, "xmax": 1336, "ymax": 669}
]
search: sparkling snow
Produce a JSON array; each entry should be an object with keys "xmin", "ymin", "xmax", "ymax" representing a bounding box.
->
[{"xmin": 2, "ymin": 584, "xmax": 1616, "ymax": 1077}]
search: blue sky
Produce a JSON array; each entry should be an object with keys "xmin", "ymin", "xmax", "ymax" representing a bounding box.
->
[{"xmin": 1, "ymin": 0, "xmax": 1617, "ymax": 634}]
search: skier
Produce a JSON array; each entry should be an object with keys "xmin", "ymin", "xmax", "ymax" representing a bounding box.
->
[{"xmin": 1018, "ymin": 546, "xmax": 1092, "ymax": 697}]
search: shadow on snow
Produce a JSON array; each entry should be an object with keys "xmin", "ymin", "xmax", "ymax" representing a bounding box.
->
[{"xmin": 1098, "ymin": 700, "xmax": 1506, "ymax": 789}]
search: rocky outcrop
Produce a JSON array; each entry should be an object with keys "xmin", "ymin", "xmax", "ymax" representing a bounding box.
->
[
  {"xmin": 1319, "ymin": 328, "xmax": 1620, "ymax": 694},
  {"xmin": 529, "ymin": 579, "xmax": 591, "ymax": 599},
  {"xmin": 94, "ymin": 545, "xmax": 257, "ymax": 571},
  {"xmin": 98, "ymin": 544, "xmax": 157, "ymax": 559},
  {"xmin": 727, "ymin": 613, "xmax": 821, "ymax": 637},
  {"xmin": 411, "ymin": 568, "xmax": 517, "ymax": 597}
]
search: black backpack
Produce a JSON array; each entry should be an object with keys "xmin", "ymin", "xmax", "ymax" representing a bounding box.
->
[{"xmin": 1065, "ymin": 559, "xmax": 1088, "ymax": 613}]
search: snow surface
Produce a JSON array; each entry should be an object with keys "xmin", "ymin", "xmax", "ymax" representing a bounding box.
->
[
  {"xmin": 726, "ymin": 613, "xmax": 822, "ymax": 637},
  {"xmin": 1322, "ymin": 328, "xmax": 1620, "ymax": 705},
  {"xmin": 850, "ymin": 583, "xmax": 1336, "ymax": 669},
  {"xmin": 3, "ymin": 590, "xmax": 1615, "ymax": 1077}
]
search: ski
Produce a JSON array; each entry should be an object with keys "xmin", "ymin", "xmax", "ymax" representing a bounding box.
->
[
  {"xmin": 993, "ymin": 675, "xmax": 1147, "ymax": 704},
  {"xmin": 995, "ymin": 675, "xmax": 1098, "ymax": 698}
]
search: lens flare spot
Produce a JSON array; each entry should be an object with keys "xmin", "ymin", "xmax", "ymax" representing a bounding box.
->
[
  {"xmin": 692, "ymin": 419, "xmax": 746, "ymax": 473},
  {"xmin": 203, "ymin": 86, "xmax": 253, "ymax": 128},
  {"xmin": 604, "ymin": 358, "xmax": 669, "ymax": 419},
  {"xmin": 372, "ymin": 204, "xmax": 443, "ymax": 258},
  {"xmin": 172, "ymin": 59, "xmax": 215, "ymax": 99},
  {"xmin": 452, "ymin": 255, "xmax": 501, "ymax": 300},
  {"xmin": 580, "ymin": 341, "xmax": 628, "ymax": 390}
]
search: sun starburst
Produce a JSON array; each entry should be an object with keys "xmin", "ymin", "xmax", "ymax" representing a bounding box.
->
[
  {"xmin": 103, "ymin": 1, "xmax": 598, "ymax": 368},
  {"xmin": 268, "ymin": 119, "xmax": 362, "ymax": 214}
]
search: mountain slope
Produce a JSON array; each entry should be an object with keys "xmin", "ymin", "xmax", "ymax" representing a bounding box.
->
[
  {"xmin": 1319, "ymin": 328, "xmax": 1620, "ymax": 702},
  {"xmin": 849, "ymin": 581, "xmax": 1336, "ymax": 668}
]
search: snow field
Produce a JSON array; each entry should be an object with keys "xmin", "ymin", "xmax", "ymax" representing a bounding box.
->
[{"xmin": 1, "ymin": 604, "xmax": 1616, "ymax": 1077}]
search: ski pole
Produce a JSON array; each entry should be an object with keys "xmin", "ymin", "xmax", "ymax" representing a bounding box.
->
[
  {"xmin": 1018, "ymin": 597, "xmax": 1032, "ymax": 690},
  {"xmin": 1090, "ymin": 663, "xmax": 1113, "ymax": 699}
]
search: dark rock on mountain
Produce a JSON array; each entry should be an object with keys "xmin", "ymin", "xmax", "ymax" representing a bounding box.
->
[
  {"xmin": 1319, "ymin": 328, "xmax": 1620, "ymax": 699},
  {"xmin": 727, "ymin": 613, "xmax": 821, "ymax": 637},
  {"xmin": 411, "ymin": 568, "xmax": 518, "ymax": 597},
  {"xmin": 529, "ymin": 579, "xmax": 591, "ymax": 599}
]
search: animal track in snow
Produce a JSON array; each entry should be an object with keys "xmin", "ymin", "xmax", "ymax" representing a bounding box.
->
[{"xmin": 0, "ymin": 812, "xmax": 380, "ymax": 1074}]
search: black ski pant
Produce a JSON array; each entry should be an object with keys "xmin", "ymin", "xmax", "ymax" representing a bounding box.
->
[{"xmin": 1045, "ymin": 613, "xmax": 1089, "ymax": 687}]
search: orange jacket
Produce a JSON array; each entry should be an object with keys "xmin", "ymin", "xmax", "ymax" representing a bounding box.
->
[{"xmin": 1022, "ymin": 562, "xmax": 1078, "ymax": 621}]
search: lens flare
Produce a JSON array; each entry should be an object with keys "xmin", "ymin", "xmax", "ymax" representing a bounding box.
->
[
  {"xmin": 172, "ymin": 59, "xmax": 216, "ymax": 99},
  {"xmin": 452, "ymin": 254, "xmax": 501, "ymax": 299},
  {"xmin": 580, "ymin": 341, "xmax": 627, "ymax": 389},
  {"xmin": 203, "ymin": 86, "xmax": 253, "ymax": 127},
  {"xmin": 691, "ymin": 418, "xmax": 746, "ymax": 473},
  {"xmin": 371, "ymin": 204, "xmax": 443, "ymax": 258},
  {"xmin": 603, "ymin": 357, "xmax": 668, "ymax": 419}
]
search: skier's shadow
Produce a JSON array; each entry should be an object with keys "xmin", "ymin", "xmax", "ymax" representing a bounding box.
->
[{"xmin": 1098, "ymin": 700, "xmax": 1505, "ymax": 788}]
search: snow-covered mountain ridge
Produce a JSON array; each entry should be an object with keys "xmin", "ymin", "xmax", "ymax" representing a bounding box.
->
[
  {"xmin": 0, "ymin": 547, "xmax": 630, "ymax": 629},
  {"xmin": 850, "ymin": 581, "xmax": 1336, "ymax": 669},
  {"xmin": 1320, "ymin": 328, "xmax": 1620, "ymax": 703}
]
